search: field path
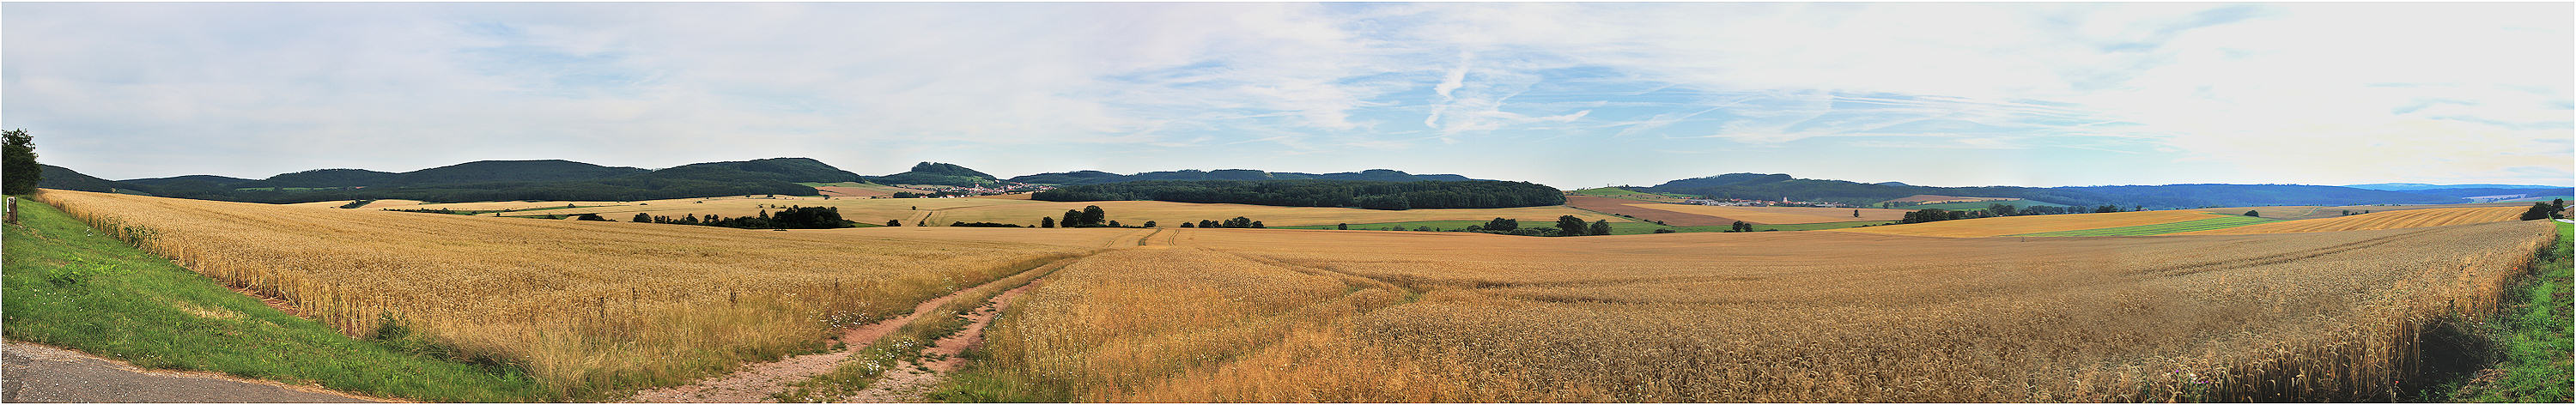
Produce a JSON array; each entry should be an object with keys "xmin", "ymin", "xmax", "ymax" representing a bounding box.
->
[
  {"xmin": 625, "ymin": 257, "xmax": 1071, "ymax": 403},
  {"xmin": 834, "ymin": 274, "xmax": 1048, "ymax": 402},
  {"xmin": 2, "ymin": 341, "xmax": 388, "ymax": 403}
]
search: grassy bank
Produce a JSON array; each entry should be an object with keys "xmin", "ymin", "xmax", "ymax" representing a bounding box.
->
[
  {"xmin": 1, "ymin": 196, "xmax": 543, "ymax": 402},
  {"xmin": 2445, "ymin": 221, "xmax": 2573, "ymax": 402}
]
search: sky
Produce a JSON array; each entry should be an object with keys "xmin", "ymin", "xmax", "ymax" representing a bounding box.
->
[{"xmin": 5, "ymin": 3, "xmax": 2570, "ymax": 189}]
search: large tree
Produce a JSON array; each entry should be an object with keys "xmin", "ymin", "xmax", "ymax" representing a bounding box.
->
[
  {"xmin": 3, "ymin": 129, "xmax": 36, "ymax": 195},
  {"xmin": 1556, "ymin": 215, "xmax": 1589, "ymax": 236}
]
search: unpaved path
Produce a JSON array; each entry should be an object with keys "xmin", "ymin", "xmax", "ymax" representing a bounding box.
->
[
  {"xmin": 2, "ymin": 341, "xmax": 386, "ymax": 403},
  {"xmin": 832, "ymin": 276, "xmax": 1048, "ymax": 402},
  {"xmin": 626, "ymin": 257, "xmax": 1069, "ymax": 403}
]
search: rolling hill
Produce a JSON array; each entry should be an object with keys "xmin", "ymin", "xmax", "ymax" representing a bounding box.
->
[
  {"xmin": 1637, "ymin": 173, "xmax": 2464, "ymax": 209},
  {"xmin": 33, "ymin": 164, "xmax": 127, "ymax": 193},
  {"xmin": 873, "ymin": 161, "xmax": 999, "ymax": 186},
  {"xmin": 1007, "ymin": 168, "xmax": 1476, "ymax": 185}
]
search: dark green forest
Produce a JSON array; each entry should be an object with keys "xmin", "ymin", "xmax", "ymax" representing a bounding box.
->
[{"xmin": 1033, "ymin": 179, "xmax": 1563, "ymax": 209}]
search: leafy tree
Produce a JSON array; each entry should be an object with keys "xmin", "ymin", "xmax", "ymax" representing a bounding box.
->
[
  {"xmin": 1250, "ymin": 221, "xmax": 1263, "ymax": 228},
  {"xmin": 1336, "ymin": 223, "xmax": 1347, "ymax": 230},
  {"xmin": 574, "ymin": 213, "xmax": 609, "ymax": 221},
  {"xmin": 1082, "ymin": 205, "xmax": 1107, "ymax": 227},
  {"xmin": 634, "ymin": 213, "xmax": 653, "ymax": 223},
  {"xmin": 1652, "ymin": 228, "xmax": 1676, "ymax": 233},
  {"xmin": 1108, "ymin": 220, "xmax": 1122, "ymax": 227},
  {"xmin": 1556, "ymin": 215, "xmax": 1589, "ymax": 236},
  {"xmin": 888, "ymin": 220, "xmax": 902, "ymax": 227},
  {"xmin": 2243, "ymin": 210, "xmax": 2260, "ymax": 217},
  {"xmin": 2524, "ymin": 202, "xmax": 2557, "ymax": 221},
  {"xmin": 2093, "ymin": 205, "xmax": 2120, "ymax": 214},
  {"xmin": 1041, "ymin": 217, "xmax": 1055, "ymax": 227},
  {"xmin": 1483, "ymin": 217, "xmax": 1520, "ymax": 232},
  {"xmin": 1143, "ymin": 221, "xmax": 1157, "ymax": 227},
  {"xmin": 1062, "ymin": 209, "xmax": 1081, "ymax": 227},
  {"xmin": 1179, "ymin": 221, "xmax": 1194, "ymax": 228},
  {"xmin": 1588, "ymin": 220, "xmax": 1611, "ymax": 236},
  {"xmin": 1731, "ymin": 221, "xmax": 1753, "ymax": 232},
  {"xmin": 1853, "ymin": 209, "xmax": 1862, "ymax": 218},
  {"xmin": 3, "ymin": 129, "xmax": 35, "ymax": 195}
]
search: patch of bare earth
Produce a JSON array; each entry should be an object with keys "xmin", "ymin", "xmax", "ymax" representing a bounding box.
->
[
  {"xmin": 834, "ymin": 280, "xmax": 1042, "ymax": 402},
  {"xmin": 625, "ymin": 285, "xmax": 988, "ymax": 403}
]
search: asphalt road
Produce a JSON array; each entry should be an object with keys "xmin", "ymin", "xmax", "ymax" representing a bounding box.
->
[{"xmin": 3, "ymin": 341, "xmax": 377, "ymax": 403}]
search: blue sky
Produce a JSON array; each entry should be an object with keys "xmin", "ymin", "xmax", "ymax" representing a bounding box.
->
[{"xmin": 5, "ymin": 3, "xmax": 2569, "ymax": 188}]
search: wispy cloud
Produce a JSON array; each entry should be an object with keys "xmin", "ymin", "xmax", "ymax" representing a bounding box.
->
[{"xmin": 3, "ymin": 2, "xmax": 2566, "ymax": 187}]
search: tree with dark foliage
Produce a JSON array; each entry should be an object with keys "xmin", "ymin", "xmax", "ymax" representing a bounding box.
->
[
  {"xmin": 1041, "ymin": 217, "xmax": 1056, "ymax": 228},
  {"xmin": 1556, "ymin": 215, "xmax": 1589, "ymax": 236},
  {"xmin": 888, "ymin": 220, "xmax": 902, "ymax": 227},
  {"xmin": 1588, "ymin": 220, "xmax": 1611, "ymax": 236},
  {"xmin": 3, "ymin": 129, "xmax": 36, "ymax": 195},
  {"xmin": 2244, "ymin": 210, "xmax": 2260, "ymax": 217}
]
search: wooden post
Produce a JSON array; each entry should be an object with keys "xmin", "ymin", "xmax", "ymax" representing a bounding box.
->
[{"xmin": 5, "ymin": 196, "xmax": 17, "ymax": 224}]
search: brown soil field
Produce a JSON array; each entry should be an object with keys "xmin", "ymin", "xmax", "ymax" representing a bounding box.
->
[
  {"xmin": 959, "ymin": 222, "xmax": 2555, "ymax": 402},
  {"xmin": 2171, "ymin": 206, "xmax": 2530, "ymax": 235},
  {"xmin": 1625, "ymin": 203, "xmax": 1912, "ymax": 224},
  {"xmin": 1882, "ymin": 194, "xmax": 2019, "ymax": 204},
  {"xmin": 1828, "ymin": 210, "xmax": 2226, "ymax": 238},
  {"xmin": 30, "ymin": 190, "xmax": 1093, "ymax": 399},
  {"xmin": 1562, "ymin": 196, "xmax": 1736, "ymax": 226}
]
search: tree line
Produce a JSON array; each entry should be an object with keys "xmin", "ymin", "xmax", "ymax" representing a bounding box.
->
[{"xmin": 1032, "ymin": 179, "xmax": 1564, "ymax": 209}]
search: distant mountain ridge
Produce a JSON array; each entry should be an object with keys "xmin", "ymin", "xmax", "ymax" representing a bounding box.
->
[
  {"xmin": 52, "ymin": 157, "xmax": 861, "ymax": 203},
  {"xmin": 2342, "ymin": 183, "xmax": 2566, "ymax": 191},
  {"xmin": 1008, "ymin": 168, "xmax": 1478, "ymax": 185},
  {"xmin": 1635, "ymin": 173, "xmax": 2500, "ymax": 209}
]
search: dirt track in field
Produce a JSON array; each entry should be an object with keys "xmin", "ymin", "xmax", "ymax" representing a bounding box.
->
[
  {"xmin": 833, "ymin": 275, "xmax": 1047, "ymax": 402},
  {"xmin": 625, "ymin": 257, "xmax": 1068, "ymax": 403}
]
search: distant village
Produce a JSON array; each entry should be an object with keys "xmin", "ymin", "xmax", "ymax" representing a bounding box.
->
[{"xmin": 1680, "ymin": 196, "xmax": 1854, "ymax": 208}]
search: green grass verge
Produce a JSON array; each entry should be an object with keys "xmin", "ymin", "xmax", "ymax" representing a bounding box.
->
[
  {"xmin": 2006, "ymin": 215, "xmax": 2279, "ymax": 237},
  {"xmin": 2449, "ymin": 221, "xmax": 2573, "ymax": 402},
  {"xmin": 2, "ymin": 196, "xmax": 543, "ymax": 402},
  {"xmin": 1274, "ymin": 220, "xmax": 1892, "ymax": 235}
]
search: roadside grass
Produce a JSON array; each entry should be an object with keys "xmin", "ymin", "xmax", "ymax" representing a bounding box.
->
[
  {"xmin": 2446, "ymin": 221, "xmax": 2573, "ymax": 402},
  {"xmin": 2007, "ymin": 215, "xmax": 2278, "ymax": 237},
  {"xmin": 1, "ymin": 197, "xmax": 543, "ymax": 402},
  {"xmin": 1276, "ymin": 220, "xmax": 1890, "ymax": 234}
]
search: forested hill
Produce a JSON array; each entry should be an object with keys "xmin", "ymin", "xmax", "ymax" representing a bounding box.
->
[
  {"xmin": 33, "ymin": 164, "xmax": 125, "ymax": 193},
  {"xmin": 872, "ymin": 162, "xmax": 999, "ymax": 186},
  {"xmin": 1033, "ymin": 179, "xmax": 1563, "ymax": 209},
  {"xmin": 1009, "ymin": 168, "xmax": 1477, "ymax": 185},
  {"xmin": 1639, "ymin": 173, "xmax": 2467, "ymax": 209},
  {"xmin": 80, "ymin": 157, "xmax": 861, "ymax": 203}
]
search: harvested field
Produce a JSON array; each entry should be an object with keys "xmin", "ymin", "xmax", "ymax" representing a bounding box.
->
[
  {"xmin": 1562, "ymin": 196, "xmax": 1735, "ymax": 227},
  {"xmin": 29, "ymin": 190, "xmax": 1092, "ymax": 399},
  {"xmin": 803, "ymin": 182, "xmax": 932, "ymax": 198},
  {"xmin": 964, "ymin": 222, "xmax": 2556, "ymax": 402},
  {"xmin": 1831, "ymin": 210, "xmax": 2225, "ymax": 238},
  {"xmin": 2172, "ymin": 206, "xmax": 2530, "ymax": 235},
  {"xmin": 282, "ymin": 199, "xmax": 425, "ymax": 209},
  {"xmin": 2008, "ymin": 215, "xmax": 2278, "ymax": 237},
  {"xmin": 1624, "ymin": 203, "xmax": 1911, "ymax": 224},
  {"xmin": 2196, "ymin": 202, "xmax": 2546, "ymax": 221},
  {"xmin": 1882, "ymin": 194, "xmax": 2018, "ymax": 204}
]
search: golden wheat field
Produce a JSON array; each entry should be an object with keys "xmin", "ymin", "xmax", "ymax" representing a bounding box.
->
[
  {"xmin": 1830, "ymin": 210, "xmax": 2224, "ymax": 238},
  {"xmin": 1624, "ymin": 203, "xmax": 1911, "ymax": 224},
  {"xmin": 31, "ymin": 190, "xmax": 1094, "ymax": 399},
  {"xmin": 968, "ymin": 222, "xmax": 2556, "ymax": 402},
  {"xmin": 395, "ymin": 196, "xmax": 1632, "ymax": 228},
  {"xmin": 2172, "ymin": 206, "xmax": 2528, "ymax": 235}
]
